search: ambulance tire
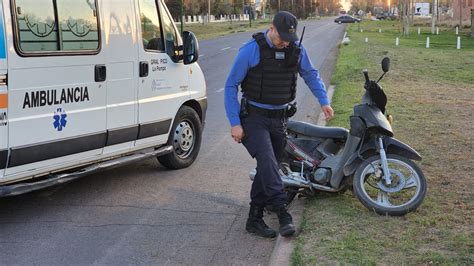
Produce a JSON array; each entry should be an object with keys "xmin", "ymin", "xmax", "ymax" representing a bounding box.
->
[{"xmin": 158, "ymin": 106, "xmax": 202, "ymax": 169}]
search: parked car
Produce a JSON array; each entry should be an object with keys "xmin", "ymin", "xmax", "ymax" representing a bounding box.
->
[
  {"xmin": 334, "ymin": 15, "xmax": 361, "ymax": 24},
  {"xmin": 376, "ymin": 13, "xmax": 387, "ymax": 20}
]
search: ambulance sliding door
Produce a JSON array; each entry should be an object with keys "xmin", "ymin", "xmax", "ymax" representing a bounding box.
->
[
  {"xmin": 101, "ymin": 0, "xmax": 139, "ymax": 155},
  {"xmin": 5, "ymin": 0, "xmax": 107, "ymax": 176}
]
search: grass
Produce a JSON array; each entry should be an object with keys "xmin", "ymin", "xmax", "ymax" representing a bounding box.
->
[
  {"xmin": 292, "ymin": 20, "xmax": 474, "ymax": 265},
  {"xmin": 183, "ymin": 19, "xmax": 271, "ymax": 40}
]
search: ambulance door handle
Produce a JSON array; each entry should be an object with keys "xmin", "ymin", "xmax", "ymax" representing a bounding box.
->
[
  {"xmin": 95, "ymin": 65, "xmax": 107, "ymax": 82},
  {"xmin": 139, "ymin": 61, "xmax": 149, "ymax": 77}
]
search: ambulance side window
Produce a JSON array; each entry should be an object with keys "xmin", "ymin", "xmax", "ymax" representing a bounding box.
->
[
  {"xmin": 15, "ymin": 0, "xmax": 59, "ymax": 52},
  {"xmin": 139, "ymin": 0, "xmax": 164, "ymax": 51},
  {"xmin": 160, "ymin": 2, "xmax": 181, "ymax": 61},
  {"xmin": 56, "ymin": 0, "xmax": 99, "ymax": 51},
  {"xmin": 14, "ymin": 0, "xmax": 100, "ymax": 54}
]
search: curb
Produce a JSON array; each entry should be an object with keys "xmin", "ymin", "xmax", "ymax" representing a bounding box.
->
[
  {"xmin": 267, "ymin": 198, "xmax": 305, "ymax": 266},
  {"xmin": 268, "ymin": 85, "xmax": 336, "ymax": 266}
]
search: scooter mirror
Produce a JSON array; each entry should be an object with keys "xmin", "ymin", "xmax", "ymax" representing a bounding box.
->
[{"xmin": 381, "ymin": 57, "xmax": 390, "ymax": 73}]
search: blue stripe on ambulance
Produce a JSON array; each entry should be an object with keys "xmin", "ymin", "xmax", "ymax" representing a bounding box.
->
[{"xmin": 0, "ymin": 4, "xmax": 5, "ymax": 59}]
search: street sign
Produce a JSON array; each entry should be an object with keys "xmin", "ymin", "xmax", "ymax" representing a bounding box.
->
[{"xmin": 415, "ymin": 3, "xmax": 430, "ymax": 16}]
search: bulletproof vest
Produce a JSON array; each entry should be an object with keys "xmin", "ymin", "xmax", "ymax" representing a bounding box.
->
[{"xmin": 241, "ymin": 32, "xmax": 300, "ymax": 105}]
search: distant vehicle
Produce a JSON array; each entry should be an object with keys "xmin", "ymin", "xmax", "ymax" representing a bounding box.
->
[
  {"xmin": 334, "ymin": 15, "xmax": 361, "ymax": 24},
  {"xmin": 414, "ymin": 12, "xmax": 422, "ymax": 16},
  {"xmin": 376, "ymin": 13, "xmax": 387, "ymax": 20}
]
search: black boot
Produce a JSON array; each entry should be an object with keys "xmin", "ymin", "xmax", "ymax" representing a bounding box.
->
[
  {"xmin": 246, "ymin": 205, "xmax": 277, "ymax": 238},
  {"xmin": 277, "ymin": 207, "xmax": 296, "ymax": 237}
]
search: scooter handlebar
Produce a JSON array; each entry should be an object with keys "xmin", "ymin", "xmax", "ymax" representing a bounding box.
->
[{"xmin": 363, "ymin": 69, "xmax": 370, "ymax": 84}]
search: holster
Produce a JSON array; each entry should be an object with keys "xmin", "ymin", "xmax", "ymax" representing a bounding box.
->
[
  {"xmin": 286, "ymin": 102, "xmax": 297, "ymax": 118},
  {"xmin": 239, "ymin": 98, "xmax": 249, "ymax": 119}
]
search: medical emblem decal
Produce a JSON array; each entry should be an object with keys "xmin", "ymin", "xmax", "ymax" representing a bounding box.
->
[{"xmin": 53, "ymin": 108, "xmax": 68, "ymax": 131}]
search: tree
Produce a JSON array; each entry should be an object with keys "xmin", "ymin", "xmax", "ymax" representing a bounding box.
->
[
  {"xmin": 471, "ymin": 9, "xmax": 474, "ymax": 37},
  {"xmin": 233, "ymin": 0, "xmax": 244, "ymax": 14},
  {"xmin": 213, "ymin": 0, "xmax": 233, "ymax": 16},
  {"xmin": 401, "ymin": 0, "xmax": 409, "ymax": 35},
  {"xmin": 164, "ymin": 0, "xmax": 181, "ymax": 19},
  {"xmin": 186, "ymin": 0, "xmax": 203, "ymax": 15},
  {"xmin": 431, "ymin": 0, "xmax": 438, "ymax": 34},
  {"xmin": 350, "ymin": 0, "xmax": 367, "ymax": 14}
]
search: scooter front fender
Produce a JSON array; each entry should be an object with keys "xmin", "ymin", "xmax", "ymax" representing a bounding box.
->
[{"xmin": 343, "ymin": 137, "xmax": 422, "ymax": 176}]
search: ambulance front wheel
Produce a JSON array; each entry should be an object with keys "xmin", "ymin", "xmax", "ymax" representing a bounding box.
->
[{"xmin": 158, "ymin": 106, "xmax": 203, "ymax": 169}]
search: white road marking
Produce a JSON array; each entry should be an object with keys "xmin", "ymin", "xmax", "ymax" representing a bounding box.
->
[
  {"xmin": 216, "ymin": 88, "xmax": 225, "ymax": 93},
  {"xmin": 221, "ymin": 47, "xmax": 231, "ymax": 51}
]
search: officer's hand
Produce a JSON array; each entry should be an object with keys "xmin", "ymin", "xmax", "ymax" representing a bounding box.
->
[
  {"xmin": 231, "ymin": 125, "xmax": 245, "ymax": 143},
  {"xmin": 322, "ymin": 105, "xmax": 334, "ymax": 121}
]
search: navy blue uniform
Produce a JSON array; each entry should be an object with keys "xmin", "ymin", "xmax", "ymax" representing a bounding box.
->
[{"xmin": 224, "ymin": 31, "xmax": 330, "ymax": 208}]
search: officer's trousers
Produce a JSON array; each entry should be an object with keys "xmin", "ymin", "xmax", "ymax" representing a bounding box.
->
[{"xmin": 241, "ymin": 112, "xmax": 287, "ymax": 208}]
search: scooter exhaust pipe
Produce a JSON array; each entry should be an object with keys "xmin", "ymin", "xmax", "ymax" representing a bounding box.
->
[
  {"xmin": 281, "ymin": 175, "xmax": 311, "ymax": 188},
  {"xmin": 310, "ymin": 183, "xmax": 343, "ymax": 192}
]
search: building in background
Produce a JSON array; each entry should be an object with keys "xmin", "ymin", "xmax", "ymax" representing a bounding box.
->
[
  {"xmin": 452, "ymin": 0, "xmax": 473, "ymax": 25},
  {"xmin": 255, "ymin": 0, "xmax": 266, "ymax": 17}
]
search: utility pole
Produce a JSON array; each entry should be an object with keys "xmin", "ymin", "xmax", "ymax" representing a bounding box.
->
[
  {"xmin": 302, "ymin": 0, "xmax": 305, "ymax": 17},
  {"xmin": 180, "ymin": 0, "xmax": 184, "ymax": 34},
  {"xmin": 459, "ymin": 0, "xmax": 462, "ymax": 27},
  {"xmin": 249, "ymin": 6, "xmax": 252, "ymax": 28},
  {"xmin": 232, "ymin": 0, "xmax": 236, "ymax": 20},
  {"xmin": 471, "ymin": 9, "xmax": 474, "ymax": 37},
  {"xmin": 310, "ymin": 0, "xmax": 312, "ymax": 17},
  {"xmin": 431, "ymin": 0, "xmax": 437, "ymax": 34},
  {"xmin": 208, "ymin": 0, "xmax": 211, "ymax": 23}
]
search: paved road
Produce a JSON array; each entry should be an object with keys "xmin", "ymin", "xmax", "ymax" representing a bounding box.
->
[{"xmin": 0, "ymin": 18, "xmax": 345, "ymax": 265}]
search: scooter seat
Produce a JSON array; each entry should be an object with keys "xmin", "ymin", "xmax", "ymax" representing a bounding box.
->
[{"xmin": 287, "ymin": 120, "xmax": 349, "ymax": 140}]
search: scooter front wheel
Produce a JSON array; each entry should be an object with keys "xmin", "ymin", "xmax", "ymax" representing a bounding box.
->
[{"xmin": 353, "ymin": 154, "xmax": 427, "ymax": 216}]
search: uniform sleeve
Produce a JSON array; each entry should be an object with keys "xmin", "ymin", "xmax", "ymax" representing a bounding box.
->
[
  {"xmin": 224, "ymin": 42, "xmax": 258, "ymax": 127},
  {"xmin": 298, "ymin": 44, "xmax": 330, "ymax": 106}
]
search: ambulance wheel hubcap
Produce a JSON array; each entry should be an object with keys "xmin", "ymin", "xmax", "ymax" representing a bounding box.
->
[{"xmin": 173, "ymin": 120, "xmax": 195, "ymax": 158}]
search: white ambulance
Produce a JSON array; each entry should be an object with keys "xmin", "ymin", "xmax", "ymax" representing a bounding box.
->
[{"xmin": 0, "ymin": 0, "xmax": 207, "ymax": 196}]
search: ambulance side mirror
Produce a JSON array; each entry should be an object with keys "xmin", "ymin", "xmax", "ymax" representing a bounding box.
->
[{"xmin": 182, "ymin": 31, "xmax": 199, "ymax": 65}]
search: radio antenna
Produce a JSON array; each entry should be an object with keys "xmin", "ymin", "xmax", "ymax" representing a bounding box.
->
[{"xmin": 299, "ymin": 26, "xmax": 306, "ymax": 47}]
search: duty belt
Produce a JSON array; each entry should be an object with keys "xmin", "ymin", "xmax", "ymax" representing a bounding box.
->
[{"xmin": 247, "ymin": 104, "xmax": 286, "ymax": 118}]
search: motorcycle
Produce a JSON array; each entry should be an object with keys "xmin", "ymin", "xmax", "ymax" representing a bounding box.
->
[{"xmin": 250, "ymin": 57, "xmax": 427, "ymax": 216}]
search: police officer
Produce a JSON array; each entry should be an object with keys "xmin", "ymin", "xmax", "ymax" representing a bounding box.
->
[{"xmin": 224, "ymin": 11, "xmax": 334, "ymax": 238}]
